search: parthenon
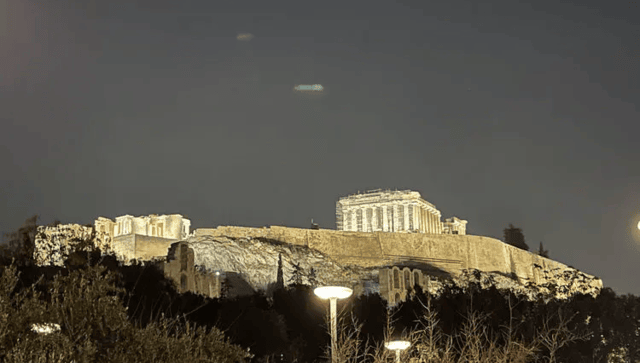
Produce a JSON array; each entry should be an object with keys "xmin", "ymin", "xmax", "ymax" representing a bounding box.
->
[{"xmin": 335, "ymin": 189, "xmax": 467, "ymax": 235}]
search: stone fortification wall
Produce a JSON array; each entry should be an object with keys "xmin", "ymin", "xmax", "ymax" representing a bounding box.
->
[
  {"xmin": 34, "ymin": 224, "xmax": 115, "ymax": 266},
  {"xmin": 111, "ymin": 234, "xmax": 178, "ymax": 262},
  {"xmin": 111, "ymin": 235, "xmax": 136, "ymax": 262},
  {"xmin": 185, "ymin": 234, "xmax": 379, "ymax": 296},
  {"xmin": 195, "ymin": 226, "xmax": 602, "ymax": 288},
  {"xmin": 129, "ymin": 235, "xmax": 177, "ymax": 261},
  {"xmin": 34, "ymin": 224, "xmax": 179, "ymax": 266}
]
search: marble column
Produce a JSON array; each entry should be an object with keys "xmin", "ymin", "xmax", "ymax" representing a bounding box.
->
[
  {"xmin": 391, "ymin": 205, "xmax": 396, "ymax": 232},
  {"xmin": 430, "ymin": 212, "xmax": 435, "ymax": 233},
  {"xmin": 425, "ymin": 212, "xmax": 430, "ymax": 233},
  {"xmin": 424, "ymin": 209, "xmax": 428, "ymax": 233},
  {"xmin": 382, "ymin": 206, "xmax": 388, "ymax": 232},
  {"xmin": 372, "ymin": 207, "xmax": 377, "ymax": 231},
  {"xmin": 404, "ymin": 205, "xmax": 410, "ymax": 231},
  {"xmin": 362, "ymin": 207, "xmax": 368, "ymax": 232},
  {"xmin": 351, "ymin": 208, "xmax": 357, "ymax": 232}
]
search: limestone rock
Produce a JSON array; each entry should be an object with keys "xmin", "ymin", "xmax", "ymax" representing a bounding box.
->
[
  {"xmin": 186, "ymin": 235, "xmax": 379, "ymax": 293},
  {"xmin": 445, "ymin": 267, "xmax": 602, "ymax": 302},
  {"xmin": 33, "ymin": 224, "xmax": 114, "ymax": 266}
]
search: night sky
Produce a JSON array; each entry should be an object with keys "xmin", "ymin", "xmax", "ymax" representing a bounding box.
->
[{"xmin": 2, "ymin": 0, "xmax": 639, "ymax": 295}]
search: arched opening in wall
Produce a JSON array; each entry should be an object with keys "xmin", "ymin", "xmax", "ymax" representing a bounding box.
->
[
  {"xmin": 180, "ymin": 244, "xmax": 188, "ymax": 271},
  {"xmin": 393, "ymin": 268, "xmax": 400, "ymax": 289},
  {"xmin": 404, "ymin": 269, "xmax": 411, "ymax": 289},
  {"xmin": 414, "ymin": 271, "xmax": 421, "ymax": 287},
  {"xmin": 395, "ymin": 292, "xmax": 401, "ymax": 305},
  {"xmin": 180, "ymin": 274, "xmax": 187, "ymax": 291}
]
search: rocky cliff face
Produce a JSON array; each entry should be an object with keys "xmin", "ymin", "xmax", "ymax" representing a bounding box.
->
[
  {"xmin": 185, "ymin": 235, "xmax": 379, "ymax": 293},
  {"xmin": 448, "ymin": 267, "xmax": 602, "ymax": 301},
  {"xmin": 33, "ymin": 224, "xmax": 114, "ymax": 266},
  {"xmin": 32, "ymin": 224, "xmax": 602, "ymax": 302},
  {"xmin": 185, "ymin": 234, "xmax": 601, "ymax": 302}
]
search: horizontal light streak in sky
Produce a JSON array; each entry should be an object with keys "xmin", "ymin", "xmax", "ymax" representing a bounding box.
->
[{"xmin": 293, "ymin": 84, "xmax": 324, "ymax": 92}]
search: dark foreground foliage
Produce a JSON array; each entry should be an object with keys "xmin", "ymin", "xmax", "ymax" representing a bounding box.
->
[
  {"xmin": 0, "ymin": 260, "xmax": 251, "ymax": 363},
  {"xmin": 1, "ymin": 216, "xmax": 639, "ymax": 363}
]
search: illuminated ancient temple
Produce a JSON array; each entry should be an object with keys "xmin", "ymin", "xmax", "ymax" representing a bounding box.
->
[{"xmin": 335, "ymin": 189, "xmax": 467, "ymax": 234}]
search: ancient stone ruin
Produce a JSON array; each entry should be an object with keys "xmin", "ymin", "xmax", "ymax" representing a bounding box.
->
[
  {"xmin": 31, "ymin": 190, "xmax": 603, "ymax": 304},
  {"xmin": 336, "ymin": 189, "xmax": 467, "ymax": 234}
]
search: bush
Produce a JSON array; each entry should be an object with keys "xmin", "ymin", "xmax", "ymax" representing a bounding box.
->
[{"xmin": 0, "ymin": 262, "xmax": 251, "ymax": 363}]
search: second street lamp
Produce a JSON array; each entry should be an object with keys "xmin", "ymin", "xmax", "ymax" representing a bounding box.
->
[
  {"xmin": 385, "ymin": 340, "xmax": 411, "ymax": 363},
  {"xmin": 314, "ymin": 286, "xmax": 353, "ymax": 363}
]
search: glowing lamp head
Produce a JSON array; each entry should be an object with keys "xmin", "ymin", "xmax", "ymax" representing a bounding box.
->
[
  {"xmin": 314, "ymin": 286, "xmax": 353, "ymax": 300},
  {"xmin": 31, "ymin": 323, "xmax": 61, "ymax": 335},
  {"xmin": 385, "ymin": 340, "xmax": 411, "ymax": 351}
]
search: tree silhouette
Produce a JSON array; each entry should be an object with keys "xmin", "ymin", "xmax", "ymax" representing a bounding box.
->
[
  {"xmin": 1, "ymin": 215, "xmax": 39, "ymax": 266},
  {"xmin": 538, "ymin": 242, "xmax": 550, "ymax": 258},
  {"xmin": 288, "ymin": 262, "xmax": 304, "ymax": 285},
  {"xmin": 503, "ymin": 224, "xmax": 529, "ymax": 251}
]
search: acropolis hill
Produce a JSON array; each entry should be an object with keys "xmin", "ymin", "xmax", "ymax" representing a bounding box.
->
[{"xmin": 33, "ymin": 189, "xmax": 603, "ymax": 304}]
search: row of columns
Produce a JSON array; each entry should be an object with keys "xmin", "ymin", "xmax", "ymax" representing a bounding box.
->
[{"xmin": 344, "ymin": 204, "xmax": 441, "ymax": 233}]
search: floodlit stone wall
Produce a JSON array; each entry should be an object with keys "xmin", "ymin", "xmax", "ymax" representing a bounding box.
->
[
  {"xmin": 184, "ymin": 235, "xmax": 379, "ymax": 298},
  {"xmin": 194, "ymin": 225, "xmax": 602, "ymax": 290},
  {"xmin": 335, "ymin": 189, "xmax": 467, "ymax": 235},
  {"xmin": 130, "ymin": 235, "xmax": 178, "ymax": 261}
]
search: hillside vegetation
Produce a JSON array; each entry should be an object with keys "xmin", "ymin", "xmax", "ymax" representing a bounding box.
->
[{"xmin": 0, "ymin": 217, "xmax": 637, "ymax": 363}]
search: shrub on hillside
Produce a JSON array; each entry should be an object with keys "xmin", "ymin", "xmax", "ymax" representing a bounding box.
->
[{"xmin": 0, "ymin": 262, "xmax": 250, "ymax": 363}]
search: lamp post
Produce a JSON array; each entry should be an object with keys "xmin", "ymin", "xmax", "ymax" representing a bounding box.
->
[
  {"xmin": 385, "ymin": 340, "xmax": 411, "ymax": 363},
  {"xmin": 314, "ymin": 286, "xmax": 353, "ymax": 363},
  {"xmin": 31, "ymin": 323, "xmax": 61, "ymax": 335}
]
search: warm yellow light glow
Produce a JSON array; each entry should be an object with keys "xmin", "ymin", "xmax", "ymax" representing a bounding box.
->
[
  {"xmin": 314, "ymin": 286, "xmax": 353, "ymax": 299},
  {"xmin": 637, "ymin": 221, "xmax": 640, "ymax": 230},
  {"xmin": 31, "ymin": 323, "xmax": 61, "ymax": 335},
  {"xmin": 385, "ymin": 340, "xmax": 411, "ymax": 351}
]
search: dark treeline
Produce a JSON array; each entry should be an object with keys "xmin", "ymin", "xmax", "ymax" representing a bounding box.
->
[{"xmin": 0, "ymin": 218, "xmax": 638, "ymax": 362}]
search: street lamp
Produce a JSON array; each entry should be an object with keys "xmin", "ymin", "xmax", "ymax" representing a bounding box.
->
[
  {"xmin": 385, "ymin": 340, "xmax": 411, "ymax": 363},
  {"xmin": 31, "ymin": 323, "xmax": 61, "ymax": 335},
  {"xmin": 314, "ymin": 286, "xmax": 353, "ymax": 363}
]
